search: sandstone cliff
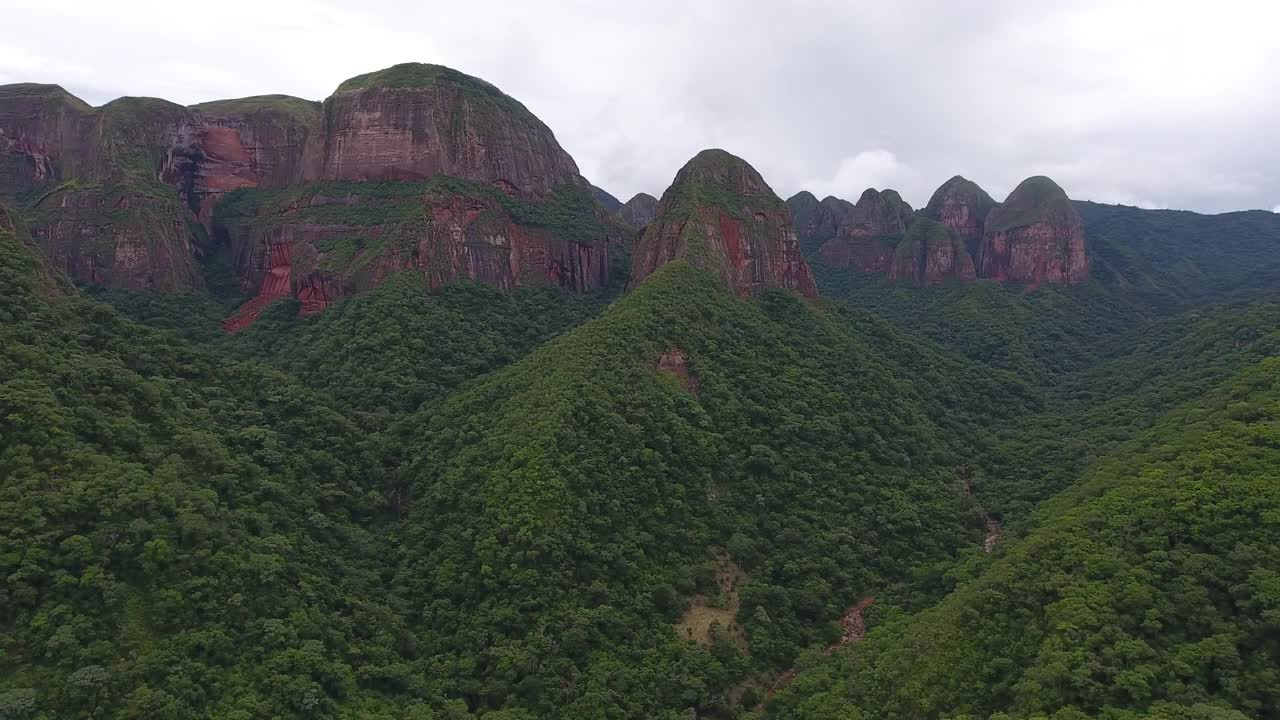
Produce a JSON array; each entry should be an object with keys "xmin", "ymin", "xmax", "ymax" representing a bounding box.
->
[
  {"xmin": 628, "ymin": 149, "xmax": 816, "ymax": 298},
  {"xmin": 887, "ymin": 218, "xmax": 976, "ymax": 283},
  {"xmin": 219, "ymin": 178, "xmax": 618, "ymax": 330},
  {"xmin": 923, "ymin": 175, "xmax": 996, "ymax": 263},
  {"xmin": 617, "ymin": 192, "xmax": 658, "ymax": 229},
  {"xmin": 979, "ymin": 176, "xmax": 1088, "ymax": 285},
  {"xmin": 320, "ymin": 64, "xmax": 582, "ymax": 195},
  {"xmin": 815, "ymin": 188, "xmax": 914, "ymax": 274},
  {"xmin": 0, "ymin": 63, "xmax": 617, "ymax": 312}
]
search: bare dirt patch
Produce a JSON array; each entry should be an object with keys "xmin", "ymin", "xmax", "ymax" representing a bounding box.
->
[{"xmin": 675, "ymin": 549, "xmax": 748, "ymax": 651}]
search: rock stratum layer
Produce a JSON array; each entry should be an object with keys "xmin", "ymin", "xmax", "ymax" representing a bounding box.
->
[
  {"xmin": 0, "ymin": 64, "xmax": 619, "ymax": 318},
  {"xmin": 629, "ymin": 149, "xmax": 816, "ymax": 298},
  {"xmin": 790, "ymin": 174, "xmax": 1088, "ymax": 286},
  {"xmin": 978, "ymin": 176, "xmax": 1088, "ymax": 285}
]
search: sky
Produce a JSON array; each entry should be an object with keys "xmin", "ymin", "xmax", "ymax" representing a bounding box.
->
[{"xmin": 2, "ymin": 0, "xmax": 1278, "ymax": 214}]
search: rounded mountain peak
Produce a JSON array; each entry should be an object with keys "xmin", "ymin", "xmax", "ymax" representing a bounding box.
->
[
  {"xmin": 986, "ymin": 175, "xmax": 1076, "ymax": 232},
  {"xmin": 926, "ymin": 175, "xmax": 996, "ymax": 213},
  {"xmin": 669, "ymin": 149, "xmax": 775, "ymax": 198},
  {"xmin": 335, "ymin": 63, "xmax": 504, "ymax": 96}
]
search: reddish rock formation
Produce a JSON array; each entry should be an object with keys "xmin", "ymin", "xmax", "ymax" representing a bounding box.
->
[
  {"xmin": 628, "ymin": 149, "xmax": 817, "ymax": 298},
  {"xmin": 786, "ymin": 191, "xmax": 853, "ymax": 257},
  {"xmin": 816, "ymin": 188, "xmax": 915, "ymax": 274},
  {"xmin": 222, "ymin": 183, "xmax": 615, "ymax": 328},
  {"xmin": 617, "ymin": 192, "xmax": 658, "ymax": 229},
  {"xmin": 179, "ymin": 96, "xmax": 324, "ymax": 224},
  {"xmin": 923, "ymin": 175, "xmax": 996, "ymax": 263},
  {"xmin": 320, "ymin": 64, "xmax": 582, "ymax": 196},
  {"xmin": 1, "ymin": 64, "xmax": 617, "ymax": 308},
  {"xmin": 979, "ymin": 176, "xmax": 1088, "ymax": 285},
  {"xmin": 887, "ymin": 218, "xmax": 976, "ymax": 284}
]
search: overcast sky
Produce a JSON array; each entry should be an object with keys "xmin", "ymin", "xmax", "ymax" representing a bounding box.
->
[{"xmin": 2, "ymin": 0, "xmax": 1278, "ymax": 213}]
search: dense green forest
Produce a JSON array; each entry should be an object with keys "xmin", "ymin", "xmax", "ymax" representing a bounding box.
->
[{"xmin": 3, "ymin": 194, "xmax": 1280, "ymax": 720}]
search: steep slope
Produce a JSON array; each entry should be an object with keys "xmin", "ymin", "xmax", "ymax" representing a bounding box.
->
[
  {"xmin": 980, "ymin": 176, "xmax": 1089, "ymax": 285},
  {"xmin": 769, "ymin": 352, "xmax": 1280, "ymax": 720},
  {"xmin": 590, "ymin": 184, "xmax": 623, "ymax": 213},
  {"xmin": 0, "ymin": 64, "xmax": 623, "ymax": 313},
  {"xmin": 786, "ymin": 191, "xmax": 852, "ymax": 258},
  {"xmin": 618, "ymin": 191, "xmax": 659, "ymax": 229},
  {"xmin": 628, "ymin": 149, "xmax": 817, "ymax": 297},
  {"xmin": 321, "ymin": 64, "xmax": 581, "ymax": 194},
  {"xmin": 816, "ymin": 188, "xmax": 914, "ymax": 274},
  {"xmin": 1079, "ymin": 201, "xmax": 1280, "ymax": 308},
  {"xmin": 180, "ymin": 95, "xmax": 324, "ymax": 223},
  {"xmin": 388, "ymin": 260, "xmax": 1032, "ymax": 717},
  {"xmin": 923, "ymin": 174, "xmax": 997, "ymax": 263},
  {"xmin": 0, "ymin": 224, "xmax": 432, "ymax": 718},
  {"xmin": 887, "ymin": 218, "xmax": 976, "ymax": 284}
]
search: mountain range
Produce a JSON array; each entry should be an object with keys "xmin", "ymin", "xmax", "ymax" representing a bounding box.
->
[{"xmin": 1, "ymin": 63, "xmax": 1278, "ymax": 720}]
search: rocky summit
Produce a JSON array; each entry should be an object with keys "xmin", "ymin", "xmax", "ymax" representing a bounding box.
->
[
  {"xmin": 0, "ymin": 64, "xmax": 623, "ymax": 323},
  {"xmin": 627, "ymin": 149, "xmax": 817, "ymax": 298},
  {"xmin": 617, "ymin": 192, "xmax": 658, "ymax": 229},
  {"xmin": 923, "ymin": 175, "xmax": 998, "ymax": 262},
  {"xmin": 979, "ymin": 175, "xmax": 1089, "ymax": 285},
  {"xmin": 790, "ymin": 174, "xmax": 1089, "ymax": 286}
]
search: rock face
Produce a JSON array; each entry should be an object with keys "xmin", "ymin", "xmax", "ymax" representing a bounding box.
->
[
  {"xmin": 887, "ymin": 218, "xmax": 976, "ymax": 283},
  {"xmin": 177, "ymin": 96, "xmax": 324, "ymax": 225},
  {"xmin": 219, "ymin": 179, "xmax": 617, "ymax": 330},
  {"xmin": 816, "ymin": 188, "xmax": 915, "ymax": 274},
  {"xmin": 0, "ymin": 87, "xmax": 204, "ymax": 290},
  {"xmin": 793, "ymin": 175, "xmax": 1088, "ymax": 286},
  {"xmin": 320, "ymin": 64, "xmax": 581, "ymax": 195},
  {"xmin": 617, "ymin": 192, "xmax": 658, "ymax": 229},
  {"xmin": 923, "ymin": 175, "xmax": 997, "ymax": 262},
  {"xmin": 979, "ymin": 176, "xmax": 1088, "ymax": 285},
  {"xmin": 0, "ymin": 63, "xmax": 620, "ymax": 315},
  {"xmin": 628, "ymin": 149, "xmax": 817, "ymax": 298}
]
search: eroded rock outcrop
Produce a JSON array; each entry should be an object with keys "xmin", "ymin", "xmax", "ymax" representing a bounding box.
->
[
  {"xmin": 177, "ymin": 96, "xmax": 324, "ymax": 224},
  {"xmin": 1, "ymin": 64, "xmax": 621, "ymax": 312},
  {"xmin": 320, "ymin": 64, "xmax": 581, "ymax": 195},
  {"xmin": 979, "ymin": 176, "xmax": 1088, "ymax": 285},
  {"xmin": 617, "ymin": 192, "xmax": 658, "ymax": 229},
  {"xmin": 923, "ymin": 175, "xmax": 997, "ymax": 263},
  {"xmin": 887, "ymin": 218, "xmax": 976, "ymax": 284},
  {"xmin": 220, "ymin": 180, "xmax": 617, "ymax": 329},
  {"xmin": 816, "ymin": 188, "xmax": 915, "ymax": 274},
  {"xmin": 628, "ymin": 149, "xmax": 817, "ymax": 298}
]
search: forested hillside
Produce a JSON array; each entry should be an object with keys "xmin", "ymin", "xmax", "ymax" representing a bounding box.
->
[
  {"xmin": 6, "ymin": 185, "xmax": 1280, "ymax": 718},
  {"xmin": 766, "ymin": 353, "xmax": 1280, "ymax": 720}
]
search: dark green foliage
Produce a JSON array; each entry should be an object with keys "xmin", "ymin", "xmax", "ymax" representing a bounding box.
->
[
  {"xmin": 5, "ymin": 173, "xmax": 1280, "ymax": 720},
  {"xmin": 1078, "ymin": 201, "xmax": 1280, "ymax": 307},
  {"xmin": 767, "ymin": 355, "xmax": 1280, "ymax": 720},
  {"xmin": 387, "ymin": 262, "xmax": 1033, "ymax": 717},
  {"xmin": 217, "ymin": 176, "xmax": 621, "ymax": 247},
  {"xmin": 226, "ymin": 274, "xmax": 608, "ymax": 416}
]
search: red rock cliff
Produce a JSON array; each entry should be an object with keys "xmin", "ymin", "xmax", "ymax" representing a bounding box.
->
[
  {"xmin": 979, "ymin": 176, "xmax": 1088, "ymax": 285},
  {"xmin": 628, "ymin": 149, "xmax": 817, "ymax": 298},
  {"xmin": 319, "ymin": 64, "xmax": 582, "ymax": 196},
  {"xmin": 923, "ymin": 175, "xmax": 996, "ymax": 264},
  {"xmin": 816, "ymin": 188, "xmax": 915, "ymax": 274}
]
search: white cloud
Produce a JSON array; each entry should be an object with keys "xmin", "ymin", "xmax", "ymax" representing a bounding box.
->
[
  {"xmin": 803, "ymin": 151, "xmax": 923, "ymax": 204},
  {"xmin": 1273, "ymin": 205, "xmax": 1280, "ymax": 213}
]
